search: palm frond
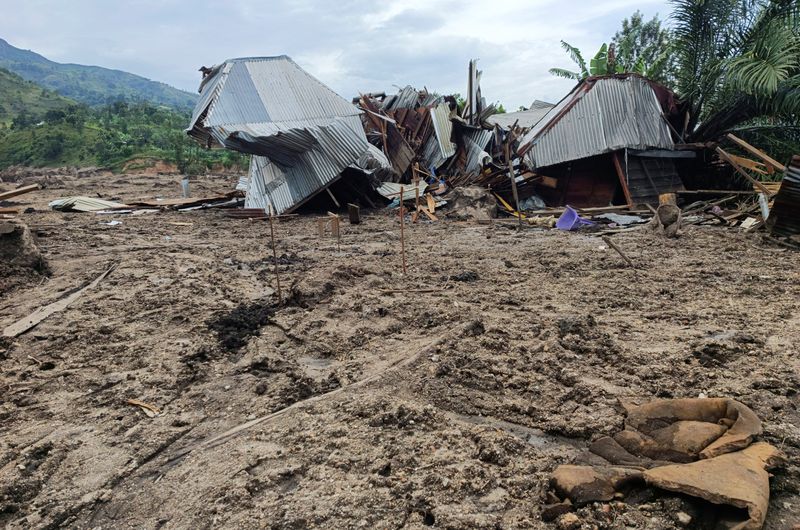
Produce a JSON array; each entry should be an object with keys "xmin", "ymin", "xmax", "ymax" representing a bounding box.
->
[
  {"xmin": 729, "ymin": 21, "xmax": 800, "ymax": 96},
  {"xmin": 560, "ymin": 40, "xmax": 589, "ymax": 77},
  {"xmin": 548, "ymin": 68, "xmax": 583, "ymax": 80}
]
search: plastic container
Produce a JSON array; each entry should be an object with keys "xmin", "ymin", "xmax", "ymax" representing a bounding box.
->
[{"xmin": 556, "ymin": 205, "xmax": 596, "ymax": 231}]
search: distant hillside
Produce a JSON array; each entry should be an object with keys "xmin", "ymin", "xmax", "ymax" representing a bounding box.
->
[
  {"xmin": 0, "ymin": 67, "xmax": 75, "ymax": 125},
  {"xmin": 0, "ymin": 38, "xmax": 198, "ymax": 111},
  {"xmin": 0, "ymin": 99, "xmax": 247, "ymax": 173}
]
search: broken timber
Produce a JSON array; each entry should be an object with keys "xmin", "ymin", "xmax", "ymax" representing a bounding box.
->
[{"xmin": 3, "ymin": 264, "xmax": 117, "ymax": 338}]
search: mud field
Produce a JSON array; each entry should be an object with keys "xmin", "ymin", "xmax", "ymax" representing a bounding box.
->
[{"xmin": 1, "ymin": 172, "xmax": 799, "ymax": 529}]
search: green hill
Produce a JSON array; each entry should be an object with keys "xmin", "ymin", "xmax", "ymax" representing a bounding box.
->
[
  {"xmin": 0, "ymin": 100, "xmax": 247, "ymax": 173},
  {"xmin": 0, "ymin": 38, "xmax": 198, "ymax": 111},
  {"xmin": 0, "ymin": 67, "xmax": 75, "ymax": 126}
]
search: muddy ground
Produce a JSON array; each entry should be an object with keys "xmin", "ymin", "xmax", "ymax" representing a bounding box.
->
[{"xmin": 0, "ymin": 171, "xmax": 798, "ymax": 529}]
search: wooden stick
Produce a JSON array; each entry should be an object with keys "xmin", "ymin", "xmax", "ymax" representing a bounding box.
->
[
  {"xmin": 502, "ymin": 130, "xmax": 523, "ymax": 229},
  {"xmin": 334, "ymin": 215, "xmax": 340, "ymax": 252},
  {"xmin": 601, "ymin": 236, "xmax": 635, "ymax": 268},
  {"xmin": 267, "ymin": 205, "xmax": 282, "ymax": 305},
  {"xmin": 379, "ymin": 288, "xmax": 441, "ymax": 294},
  {"xmin": 716, "ymin": 147, "xmax": 774, "ymax": 196},
  {"xmin": 399, "ymin": 186, "xmax": 407, "ymax": 274},
  {"xmin": 726, "ymin": 133, "xmax": 786, "ymax": 172},
  {"xmin": 0, "ymin": 184, "xmax": 40, "ymax": 202},
  {"xmin": 413, "ymin": 163, "xmax": 421, "ymax": 216},
  {"xmin": 3, "ymin": 263, "xmax": 117, "ymax": 338}
]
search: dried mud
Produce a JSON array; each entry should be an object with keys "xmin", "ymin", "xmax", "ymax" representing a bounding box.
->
[{"xmin": 0, "ymin": 172, "xmax": 798, "ymax": 529}]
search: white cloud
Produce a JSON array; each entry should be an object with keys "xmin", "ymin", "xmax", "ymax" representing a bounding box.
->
[{"xmin": 0, "ymin": 0, "xmax": 673, "ymax": 108}]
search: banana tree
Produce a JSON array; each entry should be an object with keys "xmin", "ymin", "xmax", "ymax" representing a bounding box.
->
[{"xmin": 549, "ymin": 42, "xmax": 623, "ymax": 80}]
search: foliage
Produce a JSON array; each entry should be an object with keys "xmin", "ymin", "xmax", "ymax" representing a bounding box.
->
[
  {"xmin": 549, "ymin": 42, "xmax": 624, "ymax": 80},
  {"xmin": 612, "ymin": 11, "xmax": 674, "ymax": 84},
  {"xmin": 0, "ymin": 38, "xmax": 198, "ymax": 111},
  {"xmin": 0, "ymin": 99, "xmax": 248, "ymax": 172},
  {"xmin": 0, "ymin": 67, "xmax": 74, "ymax": 126},
  {"xmin": 670, "ymin": 0, "xmax": 800, "ymax": 147}
]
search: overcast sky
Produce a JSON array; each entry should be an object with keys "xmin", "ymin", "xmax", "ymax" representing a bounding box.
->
[{"xmin": 0, "ymin": 0, "xmax": 673, "ymax": 109}]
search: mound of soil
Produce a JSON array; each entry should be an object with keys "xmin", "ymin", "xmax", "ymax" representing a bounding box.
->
[{"xmin": 0, "ymin": 221, "xmax": 48, "ymax": 294}]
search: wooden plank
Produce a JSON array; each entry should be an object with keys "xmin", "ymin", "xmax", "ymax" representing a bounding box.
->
[
  {"xmin": 0, "ymin": 207, "xmax": 20, "ymax": 214},
  {"xmin": 539, "ymin": 175, "xmax": 558, "ymax": 189},
  {"xmin": 726, "ymin": 134, "xmax": 786, "ymax": 172},
  {"xmin": 0, "ymin": 184, "xmax": 40, "ymax": 202},
  {"xmin": 325, "ymin": 188, "xmax": 341, "ymax": 208},
  {"xmin": 347, "ymin": 203, "xmax": 361, "ymax": 224},
  {"xmin": 419, "ymin": 207, "xmax": 438, "ymax": 221},
  {"xmin": 728, "ymin": 153, "xmax": 767, "ymax": 174},
  {"xmin": 612, "ymin": 152, "xmax": 634, "ymax": 207},
  {"xmin": 716, "ymin": 147, "xmax": 774, "ymax": 196},
  {"xmin": 3, "ymin": 264, "xmax": 117, "ymax": 338}
]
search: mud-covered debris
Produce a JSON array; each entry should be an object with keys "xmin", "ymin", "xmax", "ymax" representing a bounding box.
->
[
  {"xmin": 463, "ymin": 319, "xmax": 485, "ymax": 336},
  {"xmin": 0, "ymin": 221, "xmax": 49, "ymax": 294},
  {"xmin": 207, "ymin": 299, "xmax": 276, "ymax": 352},
  {"xmin": 449, "ymin": 270, "xmax": 479, "ymax": 282},
  {"xmin": 548, "ymin": 398, "xmax": 785, "ymax": 530}
]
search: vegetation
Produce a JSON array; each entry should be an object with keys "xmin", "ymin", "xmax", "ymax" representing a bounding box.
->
[
  {"xmin": 0, "ymin": 100, "xmax": 248, "ymax": 173},
  {"xmin": 548, "ymin": 1, "xmax": 800, "ymax": 160},
  {"xmin": 0, "ymin": 67, "xmax": 74, "ymax": 126},
  {"xmin": 670, "ymin": 0, "xmax": 800, "ymax": 145},
  {"xmin": 0, "ymin": 38, "xmax": 198, "ymax": 111},
  {"xmin": 612, "ymin": 11, "xmax": 673, "ymax": 85},
  {"xmin": 549, "ymin": 13, "xmax": 671, "ymax": 82}
]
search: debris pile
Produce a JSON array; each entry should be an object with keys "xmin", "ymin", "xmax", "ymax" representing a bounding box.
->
[{"xmin": 548, "ymin": 398, "xmax": 785, "ymax": 529}]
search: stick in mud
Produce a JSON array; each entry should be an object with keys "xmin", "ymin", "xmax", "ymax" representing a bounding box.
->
[
  {"xmin": 267, "ymin": 205, "xmax": 283, "ymax": 304},
  {"xmin": 602, "ymin": 235, "xmax": 635, "ymax": 268},
  {"xmin": 399, "ymin": 186, "xmax": 407, "ymax": 274}
]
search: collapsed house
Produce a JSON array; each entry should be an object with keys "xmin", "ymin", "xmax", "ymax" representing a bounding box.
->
[
  {"xmin": 485, "ymin": 100, "xmax": 554, "ymax": 130},
  {"xmin": 187, "ymin": 56, "xmax": 389, "ymax": 214},
  {"xmin": 517, "ymin": 74, "xmax": 688, "ymax": 207}
]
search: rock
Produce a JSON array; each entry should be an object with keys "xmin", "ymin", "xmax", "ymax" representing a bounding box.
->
[
  {"xmin": 557, "ymin": 512, "xmax": 581, "ymax": 530},
  {"xmin": 542, "ymin": 501, "xmax": 573, "ymax": 522},
  {"xmin": 675, "ymin": 511, "xmax": 691, "ymax": 526}
]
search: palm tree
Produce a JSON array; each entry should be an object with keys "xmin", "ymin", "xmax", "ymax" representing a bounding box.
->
[{"xmin": 671, "ymin": 0, "xmax": 800, "ymax": 142}]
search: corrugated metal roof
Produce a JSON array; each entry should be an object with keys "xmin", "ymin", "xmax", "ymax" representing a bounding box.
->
[
  {"xmin": 462, "ymin": 128, "xmax": 493, "ymax": 176},
  {"xmin": 187, "ymin": 56, "xmax": 371, "ymax": 214},
  {"xmin": 49, "ymin": 197, "xmax": 129, "ymax": 212},
  {"xmin": 430, "ymin": 103, "xmax": 456, "ymax": 159},
  {"xmin": 519, "ymin": 76, "xmax": 674, "ymax": 169},
  {"xmin": 485, "ymin": 104, "xmax": 554, "ymax": 129},
  {"xmin": 381, "ymin": 86, "xmax": 442, "ymax": 111},
  {"xmin": 767, "ymin": 155, "xmax": 800, "ymax": 237}
]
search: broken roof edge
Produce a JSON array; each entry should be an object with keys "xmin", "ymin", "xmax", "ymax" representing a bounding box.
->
[{"xmin": 186, "ymin": 54, "xmax": 362, "ymax": 147}]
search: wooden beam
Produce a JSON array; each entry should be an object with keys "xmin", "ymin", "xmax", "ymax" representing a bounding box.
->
[
  {"xmin": 0, "ymin": 184, "xmax": 40, "ymax": 202},
  {"xmin": 3, "ymin": 264, "xmax": 117, "ymax": 338},
  {"xmin": 726, "ymin": 134, "xmax": 786, "ymax": 173},
  {"xmin": 716, "ymin": 147, "xmax": 774, "ymax": 196},
  {"xmin": 325, "ymin": 188, "xmax": 341, "ymax": 209},
  {"xmin": 612, "ymin": 152, "xmax": 634, "ymax": 207}
]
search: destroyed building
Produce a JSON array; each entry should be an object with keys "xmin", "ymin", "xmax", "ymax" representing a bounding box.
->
[
  {"xmin": 517, "ymin": 74, "xmax": 687, "ymax": 207},
  {"xmin": 186, "ymin": 56, "xmax": 388, "ymax": 214}
]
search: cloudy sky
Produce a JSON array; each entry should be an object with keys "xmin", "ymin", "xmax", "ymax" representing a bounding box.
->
[{"xmin": 1, "ymin": 0, "xmax": 673, "ymax": 109}]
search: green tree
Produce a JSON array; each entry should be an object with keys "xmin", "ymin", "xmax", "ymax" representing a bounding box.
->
[
  {"xmin": 612, "ymin": 11, "xmax": 673, "ymax": 84},
  {"xmin": 670, "ymin": 0, "xmax": 800, "ymax": 145}
]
